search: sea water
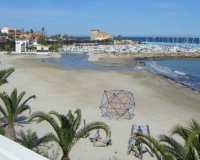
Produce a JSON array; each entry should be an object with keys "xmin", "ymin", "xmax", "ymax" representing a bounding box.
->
[
  {"xmin": 37, "ymin": 54, "xmax": 135, "ymax": 70},
  {"xmin": 37, "ymin": 54, "xmax": 200, "ymax": 92},
  {"xmin": 141, "ymin": 58, "xmax": 200, "ymax": 91}
]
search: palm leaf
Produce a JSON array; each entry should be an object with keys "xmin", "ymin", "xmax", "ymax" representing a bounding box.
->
[
  {"xmin": 134, "ymin": 132, "xmax": 174, "ymax": 160},
  {"xmin": 29, "ymin": 112, "xmax": 60, "ymax": 134},
  {"xmin": 19, "ymin": 95, "xmax": 36, "ymax": 110},
  {"xmin": 17, "ymin": 129, "xmax": 56, "ymax": 150},
  {"xmin": 16, "ymin": 104, "xmax": 31, "ymax": 115},
  {"xmin": 49, "ymin": 111, "xmax": 62, "ymax": 127},
  {"xmin": 171, "ymin": 125, "xmax": 190, "ymax": 142},
  {"xmin": 73, "ymin": 109, "xmax": 81, "ymax": 133},
  {"xmin": 0, "ymin": 105, "xmax": 7, "ymax": 118},
  {"xmin": 159, "ymin": 134, "xmax": 184, "ymax": 159},
  {"xmin": 184, "ymin": 119, "xmax": 200, "ymax": 157},
  {"xmin": 0, "ymin": 68, "xmax": 15, "ymax": 86}
]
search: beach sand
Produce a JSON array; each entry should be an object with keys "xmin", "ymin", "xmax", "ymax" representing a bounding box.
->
[{"xmin": 0, "ymin": 53, "xmax": 200, "ymax": 160}]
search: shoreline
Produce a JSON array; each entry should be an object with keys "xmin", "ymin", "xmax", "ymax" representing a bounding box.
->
[
  {"xmin": 6, "ymin": 52, "xmax": 200, "ymax": 93},
  {"xmin": 1, "ymin": 52, "xmax": 200, "ymax": 94},
  {"xmin": 1, "ymin": 53, "xmax": 200, "ymax": 159}
]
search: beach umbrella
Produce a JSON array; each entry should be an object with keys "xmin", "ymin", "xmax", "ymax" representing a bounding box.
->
[{"xmin": 99, "ymin": 90, "xmax": 135, "ymax": 120}]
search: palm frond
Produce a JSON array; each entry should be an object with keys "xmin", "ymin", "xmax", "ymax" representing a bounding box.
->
[
  {"xmin": 19, "ymin": 95, "xmax": 36, "ymax": 110},
  {"xmin": 36, "ymin": 133, "xmax": 57, "ymax": 146},
  {"xmin": 171, "ymin": 125, "xmax": 190, "ymax": 142},
  {"xmin": 159, "ymin": 134, "xmax": 184, "ymax": 159},
  {"xmin": 0, "ymin": 92, "xmax": 13, "ymax": 123},
  {"xmin": 66, "ymin": 110, "xmax": 74, "ymax": 127},
  {"xmin": 16, "ymin": 104, "xmax": 31, "ymax": 115},
  {"xmin": 0, "ymin": 68, "xmax": 15, "ymax": 86},
  {"xmin": 29, "ymin": 112, "xmax": 60, "ymax": 134},
  {"xmin": 0, "ymin": 126, "xmax": 5, "ymax": 135},
  {"xmin": 73, "ymin": 109, "xmax": 82, "ymax": 133},
  {"xmin": 0, "ymin": 105, "xmax": 7, "ymax": 117},
  {"xmin": 184, "ymin": 119, "xmax": 200, "ymax": 157},
  {"xmin": 17, "ymin": 129, "xmax": 57, "ymax": 150},
  {"xmin": 187, "ymin": 119, "xmax": 200, "ymax": 132},
  {"xmin": 49, "ymin": 111, "xmax": 62, "ymax": 128},
  {"xmin": 134, "ymin": 132, "xmax": 174, "ymax": 160},
  {"xmin": 73, "ymin": 121, "xmax": 111, "ymax": 149},
  {"xmin": 16, "ymin": 91, "xmax": 26, "ymax": 107}
]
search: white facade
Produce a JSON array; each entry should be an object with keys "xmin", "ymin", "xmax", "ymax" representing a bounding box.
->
[
  {"xmin": 15, "ymin": 40, "xmax": 29, "ymax": 53},
  {"xmin": 32, "ymin": 41, "xmax": 49, "ymax": 52},
  {"xmin": 34, "ymin": 45, "xmax": 49, "ymax": 52}
]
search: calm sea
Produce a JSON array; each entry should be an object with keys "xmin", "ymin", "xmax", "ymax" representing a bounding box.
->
[
  {"xmin": 37, "ymin": 54, "xmax": 135, "ymax": 70},
  {"xmin": 37, "ymin": 54, "xmax": 200, "ymax": 92}
]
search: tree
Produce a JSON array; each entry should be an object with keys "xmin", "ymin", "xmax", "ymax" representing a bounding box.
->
[
  {"xmin": 4, "ymin": 43, "xmax": 12, "ymax": 53},
  {"xmin": 0, "ymin": 68, "xmax": 15, "ymax": 86},
  {"xmin": 134, "ymin": 119, "xmax": 200, "ymax": 160},
  {"xmin": 27, "ymin": 46, "xmax": 37, "ymax": 52},
  {"xmin": 37, "ymin": 37, "xmax": 47, "ymax": 45},
  {"xmin": 30, "ymin": 29, "xmax": 34, "ymax": 34},
  {"xmin": 0, "ymin": 89, "xmax": 36, "ymax": 140},
  {"xmin": 41, "ymin": 27, "xmax": 46, "ymax": 36},
  {"xmin": 29, "ymin": 109, "xmax": 111, "ymax": 160},
  {"xmin": 117, "ymin": 35, "xmax": 123, "ymax": 41},
  {"xmin": 49, "ymin": 43, "xmax": 62, "ymax": 52},
  {"xmin": 17, "ymin": 129, "xmax": 53, "ymax": 151}
]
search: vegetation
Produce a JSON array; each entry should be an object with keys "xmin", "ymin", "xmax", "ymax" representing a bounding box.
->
[
  {"xmin": 0, "ymin": 41, "xmax": 15, "ymax": 52},
  {"xmin": 4, "ymin": 44, "xmax": 13, "ymax": 53},
  {"xmin": 30, "ymin": 29, "xmax": 34, "ymax": 34},
  {"xmin": 17, "ymin": 129, "xmax": 53, "ymax": 151},
  {"xmin": 0, "ymin": 126, "xmax": 5, "ymax": 135},
  {"xmin": 0, "ymin": 68, "xmax": 14, "ymax": 136},
  {"xmin": 0, "ymin": 89, "xmax": 36, "ymax": 140},
  {"xmin": 0, "ymin": 68, "xmax": 15, "ymax": 86},
  {"xmin": 134, "ymin": 119, "xmax": 200, "ymax": 160},
  {"xmin": 116, "ymin": 35, "xmax": 123, "ymax": 41},
  {"xmin": 41, "ymin": 27, "xmax": 46, "ymax": 36},
  {"xmin": 29, "ymin": 109, "xmax": 111, "ymax": 160},
  {"xmin": 27, "ymin": 45, "xmax": 37, "ymax": 51},
  {"xmin": 49, "ymin": 43, "xmax": 62, "ymax": 52}
]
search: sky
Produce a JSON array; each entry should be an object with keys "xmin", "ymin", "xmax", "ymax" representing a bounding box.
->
[{"xmin": 0, "ymin": 0, "xmax": 200, "ymax": 36}]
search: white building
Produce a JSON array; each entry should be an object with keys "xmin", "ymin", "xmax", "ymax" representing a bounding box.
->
[
  {"xmin": 1, "ymin": 26, "xmax": 11, "ymax": 34},
  {"xmin": 15, "ymin": 40, "xmax": 29, "ymax": 53},
  {"xmin": 32, "ymin": 41, "xmax": 49, "ymax": 52}
]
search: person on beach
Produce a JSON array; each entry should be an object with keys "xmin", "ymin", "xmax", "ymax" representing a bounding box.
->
[{"xmin": 128, "ymin": 136, "xmax": 141, "ymax": 158}]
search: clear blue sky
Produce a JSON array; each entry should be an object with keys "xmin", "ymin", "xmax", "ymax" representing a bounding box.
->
[{"xmin": 0, "ymin": 0, "xmax": 200, "ymax": 36}]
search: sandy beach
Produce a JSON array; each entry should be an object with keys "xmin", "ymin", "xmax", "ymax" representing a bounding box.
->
[{"xmin": 0, "ymin": 53, "xmax": 200, "ymax": 160}]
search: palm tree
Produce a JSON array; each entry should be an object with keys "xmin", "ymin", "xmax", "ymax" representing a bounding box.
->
[
  {"xmin": 17, "ymin": 129, "xmax": 53, "ymax": 151},
  {"xmin": 133, "ymin": 133, "xmax": 174, "ymax": 160},
  {"xmin": 0, "ymin": 68, "xmax": 15, "ymax": 86},
  {"xmin": 168, "ymin": 119, "xmax": 200, "ymax": 159},
  {"xmin": 134, "ymin": 119, "xmax": 200, "ymax": 160},
  {"xmin": 29, "ymin": 109, "xmax": 111, "ymax": 160},
  {"xmin": 0, "ymin": 89, "xmax": 36, "ymax": 140}
]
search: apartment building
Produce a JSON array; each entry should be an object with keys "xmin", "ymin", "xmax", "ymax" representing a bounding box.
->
[{"xmin": 1, "ymin": 26, "xmax": 21, "ymax": 38}]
